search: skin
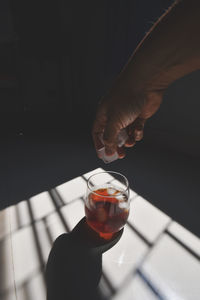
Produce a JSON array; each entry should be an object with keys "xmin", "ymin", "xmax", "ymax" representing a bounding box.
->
[{"xmin": 92, "ymin": 0, "xmax": 200, "ymax": 158}]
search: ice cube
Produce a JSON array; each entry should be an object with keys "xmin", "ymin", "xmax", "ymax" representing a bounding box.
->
[
  {"xmin": 88, "ymin": 194, "xmax": 96, "ymax": 209},
  {"xmin": 97, "ymin": 129, "xmax": 128, "ymax": 164},
  {"xmin": 107, "ymin": 187, "xmax": 116, "ymax": 195},
  {"xmin": 118, "ymin": 202, "xmax": 129, "ymax": 209},
  {"xmin": 116, "ymin": 193, "xmax": 127, "ymax": 202}
]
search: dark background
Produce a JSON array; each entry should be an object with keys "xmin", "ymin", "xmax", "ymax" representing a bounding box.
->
[{"xmin": 1, "ymin": 0, "xmax": 200, "ymax": 236}]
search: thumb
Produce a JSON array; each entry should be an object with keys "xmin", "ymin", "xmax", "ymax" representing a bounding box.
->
[{"xmin": 103, "ymin": 118, "xmax": 122, "ymax": 155}]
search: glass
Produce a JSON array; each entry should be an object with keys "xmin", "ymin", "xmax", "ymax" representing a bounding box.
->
[{"xmin": 85, "ymin": 171, "xmax": 130, "ymax": 240}]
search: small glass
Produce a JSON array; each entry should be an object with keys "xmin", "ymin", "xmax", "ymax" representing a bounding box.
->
[{"xmin": 85, "ymin": 171, "xmax": 130, "ymax": 240}]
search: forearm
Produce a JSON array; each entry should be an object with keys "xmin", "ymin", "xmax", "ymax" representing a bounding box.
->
[{"xmin": 119, "ymin": 0, "xmax": 200, "ymax": 91}]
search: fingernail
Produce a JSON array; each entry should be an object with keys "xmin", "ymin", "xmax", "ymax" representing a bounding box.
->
[{"xmin": 105, "ymin": 148, "xmax": 114, "ymax": 156}]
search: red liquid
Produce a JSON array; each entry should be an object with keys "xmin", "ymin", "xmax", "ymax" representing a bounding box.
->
[{"xmin": 85, "ymin": 188, "xmax": 129, "ymax": 240}]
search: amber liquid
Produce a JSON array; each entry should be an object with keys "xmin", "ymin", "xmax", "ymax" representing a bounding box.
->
[{"xmin": 85, "ymin": 188, "xmax": 129, "ymax": 240}]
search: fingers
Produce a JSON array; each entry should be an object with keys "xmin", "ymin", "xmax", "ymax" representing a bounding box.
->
[
  {"xmin": 103, "ymin": 119, "xmax": 121, "ymax": 155},
  {"xmin": 125, "ymin": 136, "xmax": 135, "ymax": 147},
  {"xmin": 134, "ymin": 128, "xmax": 144, "ymax": 141},
  {"xmin": 117, "ymin": 146, "xmax": 126, "ymax": 159},
  {"xmin": 92, "ymin": 102, "xmax": 121, "ymax": 157},
  {"xmin": 134, "ymin": 118, "xmax": 145, "ymax": 141},
  {"xmin": 125, "ymin": 118, "xmax": 146, "ymax": 147},
  {"xmin": 92, "ymin": 97, "xmax": 145, "ymax": 158},
  {"xmin": 92, "ymin": 100, "xmax": 123, "ymax": 157}
]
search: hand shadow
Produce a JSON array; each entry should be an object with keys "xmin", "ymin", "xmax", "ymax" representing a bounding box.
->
[{"xmin": 46, "ymin": 217, "xmax": 123, "ymax": 300}]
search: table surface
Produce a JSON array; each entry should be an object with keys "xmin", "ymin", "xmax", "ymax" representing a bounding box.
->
[{"xmin": 0, "ymin": 167, "xmax": 200, "ymax": 300}]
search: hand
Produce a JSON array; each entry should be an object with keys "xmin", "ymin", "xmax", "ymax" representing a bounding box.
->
[
  {"xmin": 93, "ymin": 0, "xmax": 200, "ymax": 160},
  {"xmin": 92, "ymin": 80, "xmax": 163, "ymax": 158}
]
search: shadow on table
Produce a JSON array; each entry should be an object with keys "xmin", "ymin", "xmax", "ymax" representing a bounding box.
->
[{"xmin": 46, "ymin": 217, "xmax": 123, "ymax": 300}]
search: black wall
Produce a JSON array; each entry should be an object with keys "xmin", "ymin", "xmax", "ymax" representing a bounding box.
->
[{"xmin": 1, "ymin": 0, "xmax": 179, "ymax": 136}]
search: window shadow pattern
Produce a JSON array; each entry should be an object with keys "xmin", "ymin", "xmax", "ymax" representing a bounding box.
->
[{"xmin": 0, "ymin": 171, "xmax": 199, "ymax": 300}]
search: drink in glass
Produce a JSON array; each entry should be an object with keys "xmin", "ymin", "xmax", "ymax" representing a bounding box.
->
[{"xmin": 85, "ymin": 172, "xmax": 130, "ymax": 240}]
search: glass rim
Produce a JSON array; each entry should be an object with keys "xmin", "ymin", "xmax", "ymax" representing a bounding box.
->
[{"xmin": 87, "ymin": 171, "xmax": 129, "ymax": 198}]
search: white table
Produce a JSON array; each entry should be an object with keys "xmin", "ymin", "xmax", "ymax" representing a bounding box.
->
[{"xmin": 0, "ymin": 168, "xmax": 199, "ymax": 300}]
